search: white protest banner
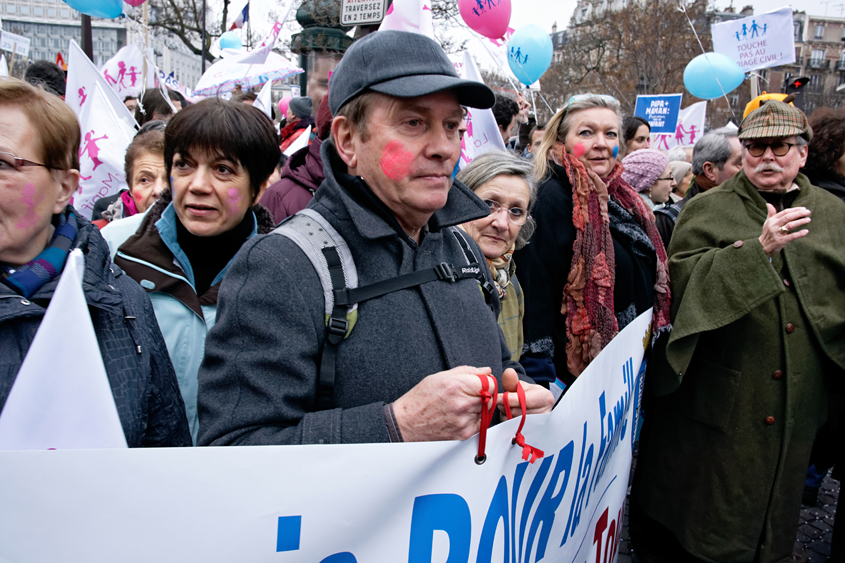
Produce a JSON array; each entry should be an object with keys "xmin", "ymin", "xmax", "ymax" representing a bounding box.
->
[
  {"xmin": 0, "ymin": 249, "xmax": 128, "ymax": 451},
  {"xmin": 651, "ymin": 101, "xmax": 707, "ymax": 150},
  {"xmin": 456, "ymin": 50, "xmax": 506, "ymax": 169},
  {"xmin": 0, "ymin": 30, "xmax": 30, "ymax": 57},
  {"xmin": 283, "ymin": 125, "xmax": 311, "ymax": 156},
  {"xmin": 378, "ymin": 0, "xmax": 434, "ymax": 38},
  {"xmin": 0, "ymin": 54, "xmax": 7, "ymax": 76},
  {"xmin": 253, "ymin": 78, "xmax": 274, "ymax": 119},
  {"xmin": 100, "ymin": 43, "xmax": 155, "ymax": 99},
  {"xmin": 66, "ymin": 40, "xmax": 139, "ymax": 132},
  {"xmin": 0, "ymin": 311, "xmax": 652, "ymax": 561},
  {"xmin": 227, "ymin": 14, "xmax": 289, "ymax": 66},
  {"xmin": 712, "ymin": 7, "xmax": 795, "ymax": 71},
  {"xmin": 73, "ymin": 81, "xmax": 135, "ymax": 219}
]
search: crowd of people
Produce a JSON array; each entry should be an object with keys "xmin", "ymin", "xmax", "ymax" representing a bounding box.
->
[{"xmin": 1, "ymin": 28, "xmax": 842, "ymax": 562}]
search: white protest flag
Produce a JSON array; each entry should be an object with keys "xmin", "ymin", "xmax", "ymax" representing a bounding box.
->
[
  {"xmin": 378, "ymin": 0, "xmax": 435, "ymax": 38},
  {"xmin": 712, "ymin": 7, "xmax": 795, "ymax": 71},
  {"xmin": 145, "ymin": 53, "xmax": 179, "ymax": 114},
  {"xmin": 253, "ymin": 78, "xmax": 274, "ymax": 120},
  {"xmin": 652, "ymin": 101, "xmax": 707, "ymax": 151},
  {"xmin": 0, "ymin": 250, "xmax": 127, "ymax": 451},
  {"xmin": 0, "ymin": 312, "xmax": 652, "ymax": 561},
  {"xmin": 227, "ymin": 6, "xmax": 291, "ymax": 67},
  {"xmin": 73, "ymin": 81, "xmax": 135, "ymax": 219},
  {"xmin": 0, "ymin": 54, "xmax": 8, "ymax": 77},
  {"xmin": 100, "ymin": 43, "xmax": 155, "ymax": 99},
  {"xmin": 283, "ymin": 125, "xmax": 311, "ymax": 156},
  {"xmin": 66, "ymin": 40, "xmax": 138, "ymax": 132},
  {"xmin": 457, "ymin": 50, "xmax": 506, "ymax": 169}
]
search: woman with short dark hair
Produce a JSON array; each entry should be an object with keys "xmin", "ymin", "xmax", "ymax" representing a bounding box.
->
[{"xmin": 101, "ymin": 98, "xmax": 280, "ymax": 443}]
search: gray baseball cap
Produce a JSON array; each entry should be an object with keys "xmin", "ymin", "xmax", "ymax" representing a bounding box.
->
[{"xmin": 328, "ymin": 30, "xmax": 495, "ymax": 115}]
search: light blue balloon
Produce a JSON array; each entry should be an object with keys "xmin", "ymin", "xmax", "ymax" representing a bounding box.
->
[
  {"xmin": 684, "ymin": 52, "xmax": 746, "ymax": 100},
  {"xmin": 219, "ymin": 31, "xmax": 243, "ymax": 51},
  {"xmin": 63, "ymin": 0, "xmax": 122, "ymax": 19},
  {"xmin": 507, "ymin": 24, "xmax": 553, "ymax": 86}
]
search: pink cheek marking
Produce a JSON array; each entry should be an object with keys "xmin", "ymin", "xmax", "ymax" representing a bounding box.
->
[
  {"xmin": 226, "ymin": 187, "xmax": 243, "ymax": 217},
  {"xmin": 572, "ymin": 143, "xmax": 586, "ymax": 158},
  {"xmin": 16, "ymin": 183, "xmax": 45, "ymax": 230},
  {"xmin": 379, "ymin": 140, "xmax": 415, "ymax": 181}
]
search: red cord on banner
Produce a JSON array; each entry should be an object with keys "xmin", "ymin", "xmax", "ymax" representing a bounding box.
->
[
  {"xmin": 503, "ymin": 384, "xmax": 545, "ymax": 464},
  {"xmin": 475, "ymin": 374, "xmax": 497, "ymax": 465}
]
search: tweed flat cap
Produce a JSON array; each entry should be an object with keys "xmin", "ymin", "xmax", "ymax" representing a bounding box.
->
[{"xmin": 738, "ymin": 100, "xmax": 812, "ymax": 141}]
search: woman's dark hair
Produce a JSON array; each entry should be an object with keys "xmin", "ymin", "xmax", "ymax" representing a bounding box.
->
[
  {"xmin": 623, "ymin": 116, "xmax": 650, "ymax": 145},
  {"xmin": 168, "ymin": 89, "xmax": 189, "ymax": 108},
  {"xmin": 164, "ymin": 98, "xmax": 282, "ymax": 199},
  {"xmin": 803, "ymin": 107, "xmax": 845, "ymax": 182},
  {"xmin": 136, "ymin": 90, "xmax": 174, "ymax": 125}
]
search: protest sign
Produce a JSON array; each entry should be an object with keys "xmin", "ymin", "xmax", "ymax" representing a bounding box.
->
[
  {"xmin": 0, "ymin": 249, "xmax": 127, "ymax": 451},
  {"xmin": 0, "ymin": 30, "xmax": 30, "ymax": 57},
  {"xmin": 66, "ymin": 40, "xmax": 139, "ymax": 133},
  {"xmin": 651, "ymin": 101, "xmax": 707, "ymax": 150},
  {"xmin": 634, "ymin": 94, "xmax": 683, "ymax": 134},
  {"xmin": 454, "ymin": 50, "xmax": 507, "ymax": 169},
  {"xmin": 378, "ymin": 0, "xmax": 434, "ymax": 38},
  {"xmin": 100, "ymin": 43, "xmax": 156, "ymax": 99},
  {"xmin": 0, "ymin": 305, "xmax": 652, "ymax": 561},
  {"xmin": 712, "ymin": 7, "xmax": 795, "ymax": 71},
  {"xmin": 72, "ymin": 81, "xmax": 135, "ymax": 219}
]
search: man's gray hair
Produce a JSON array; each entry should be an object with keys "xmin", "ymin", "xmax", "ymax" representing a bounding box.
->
[
  {"xmin": 457, "ymin": 150, "xmax": 538, "ymax": 250},
  {"xmin": 692, "ymin": 128, "xmax": 738, "ymax": 175},
  {"xmin": 667, "ymin": 146, "xmax": 688, "ymax": 162}
]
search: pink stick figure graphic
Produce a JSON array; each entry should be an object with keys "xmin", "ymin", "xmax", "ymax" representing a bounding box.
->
[
  {"xmin": 78, "ymin": 86, "xmax": 87, "ymax": 107},
  {"xmin": 103, "ymin": 69, "xmax": 118, "ymax": 86},
  {"xmin": 655, "ymin": 135, "xmax": 670, "ymax": 150},
  {"xmin": 116, "ymin": 61, "xmax": 128, "ymax": 90},
  {"xmin": 79, "ymin": 131, "xmax": 109, "ymax": 171},
  {"xmin": 674, "ymin": 123, "xmax": 687, "ymax": 145},
  {"xmin": 687, "ymin": 125, "xmax": 699, "ymax": 144},
  {"xmin": 125, "ymin": 65, "xmax": 141, "ymax": 87}
]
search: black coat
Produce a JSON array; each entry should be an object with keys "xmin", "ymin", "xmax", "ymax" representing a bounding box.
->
[{"xmin": 0, "ymin": 209, "xmax": 192, "ymax": 448}]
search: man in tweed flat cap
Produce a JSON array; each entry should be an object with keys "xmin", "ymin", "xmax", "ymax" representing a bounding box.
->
[{"xmin": 630, "ymin": 101, "xmax": 845, "ymax": 562}]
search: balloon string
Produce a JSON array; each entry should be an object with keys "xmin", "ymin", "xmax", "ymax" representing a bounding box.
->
[
  {"xmin": 678, "ymin": 4, "xmax": 737, "ymax": 122},
  {"xmin": 535, "ymin": 91, "xmax": 554, "ymax": 115},
  {"xmin": 474, "ymin": 34, "xmax": 522, "ymax": 93}
]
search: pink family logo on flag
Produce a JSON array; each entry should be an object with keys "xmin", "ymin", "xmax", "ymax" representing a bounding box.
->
[
  {"xmin": 651, "ymin": 101, "xmax": 707, "ymax": 150},
  {"xmin": 453, "ymin": 51, "xmax": 505, "ymax": 169},
  {"xmin": 100, "ymin": 44, "xmax": 156, "ymax": 99},
  {"xmin": 379, "ymin": 0, "xmax": 434, "ymax": 38}
]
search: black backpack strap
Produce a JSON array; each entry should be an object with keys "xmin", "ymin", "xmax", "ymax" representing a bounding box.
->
[
  {"xmin": 450, "ymin": 227, "xmax": 497, "ymax": 306},
  {"xmin": 317, "ymin": 246, "xmax": 350, "ymax": 411}
]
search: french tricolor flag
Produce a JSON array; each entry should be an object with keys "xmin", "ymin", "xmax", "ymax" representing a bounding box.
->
[{"xmin": 230, "ymin": 3, "xmax": 249, "ymax": 30}]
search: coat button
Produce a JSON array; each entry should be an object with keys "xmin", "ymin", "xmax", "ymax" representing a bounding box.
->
[
  {"xmin": 773, "ymin": 370, "xmax": 783, "ymax": 380},
  {"xmin": 786, "ymin": 323, "xmax": 795, "ymax": 334},
  {"xmin": 783, "ymin": 279, "xmax": 790, "ymax": 287},
  {"xmin": 733, "ymin": 240, "xmax": 744, "ymax": 248},
  {"xmin": 20, "ymin": 299, "xmax": 31, "ymax": 305},
  {"xmin": 765, "ymin": 416, "xmax": 776, "ymax": 425}
]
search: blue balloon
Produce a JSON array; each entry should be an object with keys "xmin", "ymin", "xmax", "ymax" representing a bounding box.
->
[
  {"xmin": 219, "ymin": 31, "xmax": 243, "ymax": 51},
  {"xmin": 63, "ymin": 0, "xmax": 121, "ymax": 19},
  {"xmin": 684, "ymin": 52, "xmax": 745, "ymax": 100},
  {"xmin": 507, "ymin": 24, "xmax": 553, "ymax": 86}
]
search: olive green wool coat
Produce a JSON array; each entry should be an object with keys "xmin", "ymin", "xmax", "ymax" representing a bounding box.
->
[{"xmin": 633, "ymin": 171, "xmax": 845, "ymax": 563}]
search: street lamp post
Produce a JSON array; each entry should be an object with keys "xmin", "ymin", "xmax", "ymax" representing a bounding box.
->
[{"xmin": 201, "ymin": 0, "xmax": 206, "ymax": 73}]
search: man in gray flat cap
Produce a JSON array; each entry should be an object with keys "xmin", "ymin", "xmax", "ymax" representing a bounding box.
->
[
  {"xmin": 631, "ymin": 101, "xmax": 845, "ymax": 562},
  {"xmin": 197, "ymin": 30, "xmax": 553, "ymax": 447}
]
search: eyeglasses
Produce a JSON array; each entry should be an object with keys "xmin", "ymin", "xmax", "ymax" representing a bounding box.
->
[
  {"xmin": 0, "ymin": 151, "xmax": 56, "ymax": 174},
  {"xmin": 743, "ymin": 142, "xmax": 797, "ymax": 158},
  {"xmin": 656, "ymin": 176, "xmax": 675, "ymax": 181},
  {"xmin": 563, "ymin": 94, "xmax": 618, "ymax": 116},
  {"xmin": 484, "ymin": 199, "xmax": 530, "ymax": 225}
]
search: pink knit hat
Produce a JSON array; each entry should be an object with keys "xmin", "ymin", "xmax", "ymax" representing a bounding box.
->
[{"xmin": 621, "ymin": 149, "xmax": 669, "ymax": 193}]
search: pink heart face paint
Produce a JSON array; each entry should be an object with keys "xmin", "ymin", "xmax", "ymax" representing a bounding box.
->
[
  {"xmin": 572, "ymin": 142, "xmax": 586, "ymax": 158},
  {"xmin": 379, "ymin": 140, "xmax": 415, "ymax": 181},
  {"xmin": 16, "ymin": 183, "xmax": 45, "ymax": 231}
]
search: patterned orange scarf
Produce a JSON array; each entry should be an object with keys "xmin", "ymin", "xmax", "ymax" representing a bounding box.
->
[{"xmin": 554, "ymin": 145, "xmax": 671, "ymax": 376}]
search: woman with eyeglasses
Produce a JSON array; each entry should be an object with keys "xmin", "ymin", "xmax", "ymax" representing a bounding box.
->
[
  {"xmin": 621, "ymin": 149, "xmax": 677, "ymax": 210},
  {"xmin": 457, "ymin": 150, "xmax": 537, "ymax": 362},
  {"xmin": 514, "ymin": 94, "xmax": 671, "ymax": 389},
  {"xmin": 0, "ymin": 77, "xmax": 191, "ymax": 447}
]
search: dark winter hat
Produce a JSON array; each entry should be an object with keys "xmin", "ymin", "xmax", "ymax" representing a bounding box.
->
[
  {"xmin": 738, "ymin": 99, "xmax": 812, "ymax": 142},
  {"xmin": 328, "ymin": 30, "xmax": 495, "ymax": 115},
  {"xmin": 289, "ymin": 96, "xmax": 313, "ymax": 119},
  {"xmin": 621, "ymin": 149, "xmax": 669, "ymax": 193}
]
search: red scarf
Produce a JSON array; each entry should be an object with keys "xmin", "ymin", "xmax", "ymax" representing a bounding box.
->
[{"xmin": 554, "ymin": 146, "xmax": 671, "ymax": 376}]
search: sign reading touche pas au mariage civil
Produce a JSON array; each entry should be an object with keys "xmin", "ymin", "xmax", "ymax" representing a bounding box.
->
[
  {"xmin": 634, "ymin": 94, "xmax": 683, "ymax": 135},
  {"xmin": 712, "ymin": 7, "xmax": 796, "ymax": 71},
  {"xmin": 341, "ymin": 0, "xmax": 388, "ymax": 25}
]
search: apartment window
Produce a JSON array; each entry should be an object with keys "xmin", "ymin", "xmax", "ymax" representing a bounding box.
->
[
  {"xmin": 47, "ymin": 8, "xmax": 56, "ymax": 16},
  {"xmin": 815, "ymin": 24, "xmax": 824, "ymax": 39},
  {"xmin": 61, "ymin": 8, "xmax": 69, "ymax": 17},
  {"xmin": 6, "ymin": 4, "xmax": 15, "ymax": 12},
  {"xmin": 33, "ymin": 7, "xmax": 43, "ymax": 16},
  {"xmin": 20, "ymin": 6, "xmax": 30, "ymax": 14},
  {"xmin": 795, "ymin": 22, "xmax": 801, "ymax": 40}
]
